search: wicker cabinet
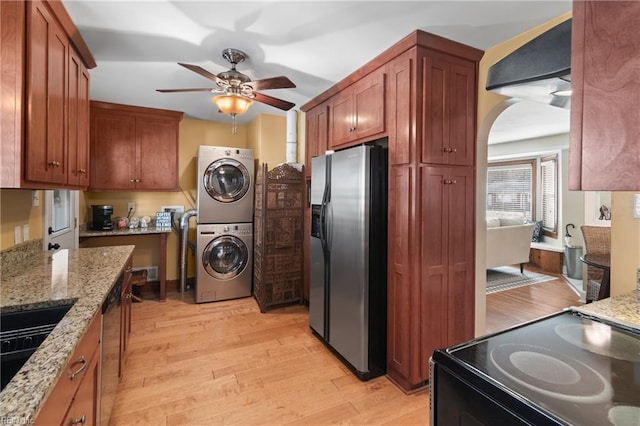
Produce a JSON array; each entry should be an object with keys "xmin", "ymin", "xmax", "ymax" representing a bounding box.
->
[{"xmin": 253, "ymin": 163, "xmax": 305, "ymax": 312}]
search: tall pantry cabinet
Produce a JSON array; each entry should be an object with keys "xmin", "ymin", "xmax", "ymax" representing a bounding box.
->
[{"xmin": 302, "ymin": 30, "xmax": 482, "ymax": 392}]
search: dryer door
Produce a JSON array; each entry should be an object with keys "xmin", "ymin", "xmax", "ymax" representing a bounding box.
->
[
  {"xmin": 203, "ymin": 159, "xmax": 250, "ymax": 203},
  {"xmin": 202, "ymin": 235, "xmax": 249, "ymax": 280}
]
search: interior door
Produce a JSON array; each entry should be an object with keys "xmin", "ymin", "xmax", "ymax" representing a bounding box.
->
[{"xmin": 44, "ymin": 190, "xmax": 79, "ymax": 251}]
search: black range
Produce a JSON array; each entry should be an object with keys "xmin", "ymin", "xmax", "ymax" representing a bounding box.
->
[{"xmin": 430, "ymin": 309, "xmax": 640, "ymax": 425}]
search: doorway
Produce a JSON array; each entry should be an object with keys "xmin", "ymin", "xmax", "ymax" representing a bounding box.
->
[{"xmin": 43, "ymin": 190, "xmax": 79, "ymax": 251}]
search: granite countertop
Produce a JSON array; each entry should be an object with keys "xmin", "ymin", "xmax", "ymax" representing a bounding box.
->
[
  {"xmin": 573, "ymin": 290, "xmax": 640, "ymax": 330},
  {"xmin": 0, "ymin": 245, "xmax": 135, "ymax": 422}
]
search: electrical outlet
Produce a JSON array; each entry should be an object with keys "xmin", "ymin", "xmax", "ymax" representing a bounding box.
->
[
  {"xmin": 634, "ymin": 194, "xmax": 640, "ymax": 219},
  {"xmin": 23, "ymin": 224, "xmax": 29, "ymax": 241},
  {"xmin": 128, "ymin": 202, "xmax": 136, "ymax": 213},
  {"xmin": 14, "ymin": 226, "xmax": 21, "ymax": 244},
  {"xmin": 32, "ymin": 191, "xmax": 40, "ymax": 207}
]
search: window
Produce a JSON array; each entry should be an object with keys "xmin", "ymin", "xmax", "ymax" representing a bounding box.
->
[
  {"xmin": 487, "ymin": 154, "xmax": 559, "ymax": 238},
  {"xmin": 487, "ymin": 160, "xmax": 535, "ymax": 221},
  {"xmin": 540, "ymin": 154, "xmax": 558, "ymax": 237}
]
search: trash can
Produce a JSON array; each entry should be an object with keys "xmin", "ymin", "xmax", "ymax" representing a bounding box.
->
[{"xmin": 564, "ymin": 245, "xmax": 583, "ymax": 279}]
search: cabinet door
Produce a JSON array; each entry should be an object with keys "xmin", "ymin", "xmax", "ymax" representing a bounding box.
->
[
  {"xmin": 90, "ymin": 112, "xmax": 137, "ymax": 190},
  {"xmin": 329, "ymin": 91, "xmax": 353, "ymax": 147},
  {"xmin": 387, "ymin": 50, "xmax": 415, "ymax": 166},
  {"xmin": 422, "ymin": 54, "xmax": 475, "ymax": 166},
  {"xmin": 135, "ymin": 117, "xmax": 179, "ymax": 190},
  {"xmin": 329, "ymin": 69, "xmax": 385, "ymax": 148},
  {"xmin": 67, "ymin": 49, "xmax": 90, "ymax": 187},
  {"xmin": 26, "ymin": 0, "xmax": 68, "ymax": 184},
  {"xmin": 419, "ymin": 165, "xmax": 474, "ymax": 380},
  {"xmin": 62, "ymin": 349, "xmax": 100, "ymax": 426},
  {"xmin": 569, "ymin": 1, "xmax": 640, "ymax": 190},
  {"xmin": 304, "ymin": 102, "xmax": 328, "ymax": 178},
  {"xmin": 386, "ymin": 164, "xmax": 419, "ymax": 389}
]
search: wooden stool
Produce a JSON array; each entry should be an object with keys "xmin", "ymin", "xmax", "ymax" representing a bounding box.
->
[{"xmin": 130, "ymin": 269, "xmax": 147, "ymax": 303}]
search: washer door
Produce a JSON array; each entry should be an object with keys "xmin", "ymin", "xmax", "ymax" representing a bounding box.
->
[
  {"xmin": 202, "ymin": 235, "xmax": 248, "ymax": 280},
  {"xmin": 203, "ymin": 159, "xmax": 250, "ymax": 203}
]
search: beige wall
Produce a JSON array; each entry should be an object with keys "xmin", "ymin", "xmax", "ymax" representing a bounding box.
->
[
  {"xmin": 611, "ymin": 192, "xmax": 640, "ymax": 294},
  {"xmin": 2, "ymin": 114, "xmax": 290, "ymax": 282},
  {"xmin": 476, "ymin": 11, "xmax": 640, "ymax": 332},
  {"xmin": 0, "ymin": 189, "xmax": 44, "ymax": 250},
  {"xmin": 475, "ymin": 13, "xmax": 572, "ymax": 335}
]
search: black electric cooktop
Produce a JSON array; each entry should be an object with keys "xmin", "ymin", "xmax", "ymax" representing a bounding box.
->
[{"xmin": 441, "ymin": 310, "xmax": 640, "ymax": 425}]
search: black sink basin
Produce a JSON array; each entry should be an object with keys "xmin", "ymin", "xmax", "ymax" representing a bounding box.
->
[{"xmin": 0, "ymin": 303, "xmax": 75, "ymax": 390}]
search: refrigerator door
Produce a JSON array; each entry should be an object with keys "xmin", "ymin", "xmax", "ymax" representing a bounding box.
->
[
  {"xmin": 328, "ymin": 145, "xmax": 370, "ymax": 372},
  {"xmin": 309, "ymin": 155, "xmax": 327, "ymax": 337}
]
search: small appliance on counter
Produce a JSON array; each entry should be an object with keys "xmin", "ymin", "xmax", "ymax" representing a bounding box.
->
[{"xmin": 91, "ymin": 205, "xmax": 114, "ymax": 230}]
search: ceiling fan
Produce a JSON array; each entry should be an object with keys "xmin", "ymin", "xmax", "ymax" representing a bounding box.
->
[{"xmin": 157, "ymin": 48, "xmax": 296, "ymax": 113}]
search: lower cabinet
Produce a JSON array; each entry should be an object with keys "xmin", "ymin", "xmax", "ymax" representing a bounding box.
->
[{"xmin": 35, "ymin": 312, "xmax": 101, "ymax": 425}]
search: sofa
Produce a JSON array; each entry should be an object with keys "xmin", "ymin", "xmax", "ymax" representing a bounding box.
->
[{"xmin": 486, "ymin": 217, "xmax": 535, "ymax": 273}]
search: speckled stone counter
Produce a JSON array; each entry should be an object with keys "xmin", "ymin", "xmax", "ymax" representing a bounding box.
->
[
  {"xmin": 0, "ymin": 245, "xmax": 134, "ymax": 422},
  {"xmin": 574, "ymin": 290, "xmax": 640, "ymax": 331}
]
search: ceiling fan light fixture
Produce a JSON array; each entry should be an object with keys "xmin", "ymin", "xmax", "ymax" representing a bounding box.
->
[{"xmin": 213, "ymin": 94, "xmax": 253, "ymax": 115}]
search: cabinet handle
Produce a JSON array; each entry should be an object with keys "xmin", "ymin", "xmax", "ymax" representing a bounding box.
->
[
  {"xmin": 47, "ymin": 161, "xmax": 60, "ymax": 167},
  {"xmin": 69, "ymin": 356, "xmax": 87, "ymax": 380},
  {"xmin": 135, "ymin": 179, "xmax": 141, "ymax": 183},
  {"xmin": 69, "ymin": 415, "xmax": 86, "ymax": 425},
  {"xmin": 443, "ymin": 179, "xmax": 458, "ymax": 185},
  {"xmin": 78, "ymin": 169, "xmax": 86, "ymax": 174},
  {"xmin": 130, "ymin": 179, "xmax": 135, "ymax": 183},
  {"xmin": 443, "ymin": 147, "xmax": 457, "ymax": 153}
]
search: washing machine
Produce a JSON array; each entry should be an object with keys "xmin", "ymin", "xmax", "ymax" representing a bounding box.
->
[
  {"xmin": 196, "ymin": 223, "xmax": 253, "ymax": 303},
  {"xmin": 197, "ymin": 146, "xmax": 254, "ymax": 224}
]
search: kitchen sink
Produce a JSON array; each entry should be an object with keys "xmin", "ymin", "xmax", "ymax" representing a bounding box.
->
[{"xmin": 0, "ymin": 302, "xmax": 75, "ymax": 391}]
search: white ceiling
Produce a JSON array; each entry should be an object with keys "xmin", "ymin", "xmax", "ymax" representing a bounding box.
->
[{"xmin": 62, "ymin": 0, "xmax": 572, "ymax": 141}]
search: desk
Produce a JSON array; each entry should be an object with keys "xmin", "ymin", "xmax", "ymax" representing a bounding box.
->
[
  {"xmin": 80, "ymin": 227, "xmax": 172, "ymax": 301},
  {"xmin": 580, "ymin": 253, "xmax": 611, "ymax": 301}
]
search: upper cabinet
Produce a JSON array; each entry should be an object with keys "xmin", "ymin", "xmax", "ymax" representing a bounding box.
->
[
  {"xmin": 329, "ymin": 69, "xmax": 386, "ymax": 148},
  {"xmin": 421, "ymin": 53, "xmax": 476, "ymax": 166},
  {"xmin": 0, "ymin": 0, "xmax": 95, "ymax": 189},
  {"xmin": 569, "ymin": 1, "xmax": 640, "ymax": 190},
  {"xmin": 89, "ymin": 101, "xmax": 183, "ymax": 191},
  {"xmin": 304, "ymin": 100, "xmax": 329, "ymax": 179}
]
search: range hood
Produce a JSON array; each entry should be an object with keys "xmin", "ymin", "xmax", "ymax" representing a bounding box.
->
[{"xmin": 486, "ymin": 19, "xmax": 571, "ymax": 109}]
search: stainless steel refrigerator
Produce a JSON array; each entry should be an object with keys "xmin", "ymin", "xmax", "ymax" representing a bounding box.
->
[{"xmin": 309, "ymin": 144, "xmax": 387, "ymax": 380}]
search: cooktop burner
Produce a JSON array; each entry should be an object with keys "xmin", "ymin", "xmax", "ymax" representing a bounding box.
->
[
  {"xmin": 489, "ymin": 343, "xmax": 613, "ymax": 404},
  {"xmin": 554, "ymin": 323, "xmax": 640, "ymax": 362}
]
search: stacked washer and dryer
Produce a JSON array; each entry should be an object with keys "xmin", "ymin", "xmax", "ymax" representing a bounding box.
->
[{"xmin": 196, "ymin": 146, "xmax": 254, "ymax": 303}]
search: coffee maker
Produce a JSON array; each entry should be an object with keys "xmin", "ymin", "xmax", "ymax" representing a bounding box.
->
[{"xmin": 91, "ymin": 205, "xmax": 114, "ymax": 230}]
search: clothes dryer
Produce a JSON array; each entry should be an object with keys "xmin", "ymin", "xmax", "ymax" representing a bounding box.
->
[
  {"xmin": 197, "ymin": 146, "xmax": 254, "ymax": 224},
  {"xmin": 196, "ymin": 223, "xmax": 253, "ymax": 303}
]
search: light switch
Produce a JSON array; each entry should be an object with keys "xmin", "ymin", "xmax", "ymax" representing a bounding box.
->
[
  {"xmin": 32, "ymin": 190, "xmax": 40, "ymax": 207},
  {"xmin": 23, "ymin": 224, "xmax": 29, "ymax": 241},
  {"xmin": 634, "ymin": 194, "xmax": 640, "ymax": 219},
  {"xmin": 14, "ymin": 225, "xmax": 21, "ymax": 244}
]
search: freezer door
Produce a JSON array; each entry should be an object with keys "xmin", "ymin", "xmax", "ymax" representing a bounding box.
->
[
  {"xmin": 309, "ymin": 155, "xmax": 327, "ymax": 336},
  {"xmin": 328, "ymin": 145, "xmax": 370, "ymax": 372}
]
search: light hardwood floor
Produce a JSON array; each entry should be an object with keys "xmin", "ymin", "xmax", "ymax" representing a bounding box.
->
[{"xmin": 111, "ymin": 267, "xmax": 581, "ymax": 425}]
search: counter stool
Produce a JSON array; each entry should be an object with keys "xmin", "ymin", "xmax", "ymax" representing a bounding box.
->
[{"xmin": 130, "ymin": 269, "xmax": 147, "ymax": 303}]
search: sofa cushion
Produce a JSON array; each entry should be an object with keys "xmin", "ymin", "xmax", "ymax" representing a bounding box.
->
[
  {"xmin": 500, "ymin": 217, "xmax": 525, "ymax": 227},
  {"xmin": 487, "ymin": 218, "xmax": 501, "ymax": 228}
]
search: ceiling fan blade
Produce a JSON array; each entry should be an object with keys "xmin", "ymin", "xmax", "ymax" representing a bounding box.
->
[
  {"xmin": 156, "ymin": 88, "xmax": 218, "ymax": 93},
  {"xmin": 248, "ymin": 76, "xmax": 296, "ymax": 91},
  {"xmin": 178, "ymin": 63, "xmax": 220, "ymax": 83},
  {"xmin": 253, "ymin": 92, "xmax": 295, "ymax": 111}
]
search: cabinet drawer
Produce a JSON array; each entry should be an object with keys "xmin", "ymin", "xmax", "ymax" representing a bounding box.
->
[{"xmin": 35, "ymin": 312, "xmax": 101, "ymax": 425}]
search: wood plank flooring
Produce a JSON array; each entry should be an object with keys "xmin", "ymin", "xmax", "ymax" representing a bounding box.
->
[{"xmin": 111, "ymin": 267, "xmax": 582, "ymax": 425}]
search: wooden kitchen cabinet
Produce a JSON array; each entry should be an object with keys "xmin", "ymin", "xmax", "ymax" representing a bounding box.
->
[
  {"xmin": 422, "ymin": 53, "xmax": 476, "ymax": 167},
  {"xmin": 89, "ymin": 101, "xmax": 183, "ymax": 191},
  {"xmin": 569, "ymin": 1, "xmax": 640, "ymax": 190},
  {"xmin": 121, "ymin": 264, "xmax": 133, "ymax": 365},
  {"xmin": 35, "ymin": 312, "xmax": 101, "ymax": 425},
  {"xmin": 329, "ymin": 68, "xmax": 385, "ymax": 149},
  {"xmin": 304, "ymin": 101, "xmax": 329, "ymax": 179},
  {"xmin": 0, "ymin": 0, "xmax": 94, "ymax": 189},
  {"xmin": 302, "ymin": 30, "xmax": 482, "ymax": 392}
]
